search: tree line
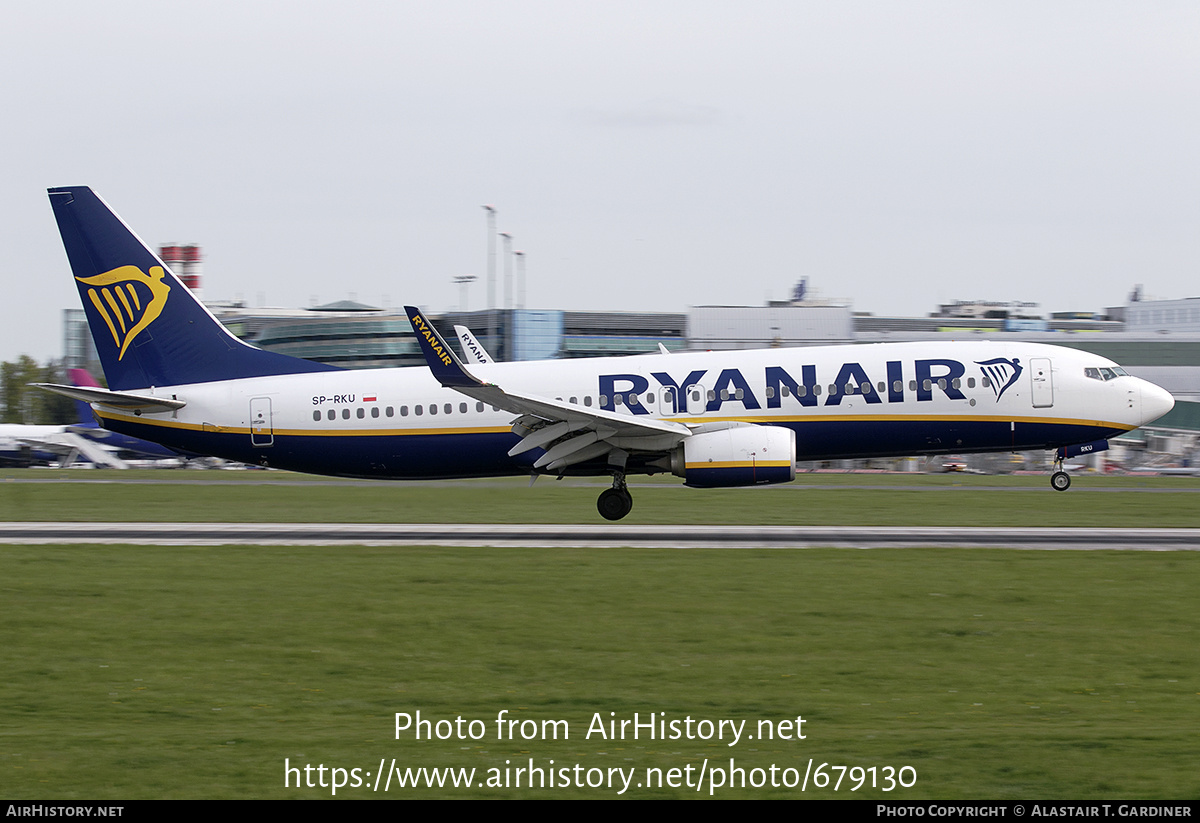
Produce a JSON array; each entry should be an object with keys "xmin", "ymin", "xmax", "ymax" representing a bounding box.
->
[{"xmin": 0, "ymin": 356, "xmax": 80, "ymax": 425}]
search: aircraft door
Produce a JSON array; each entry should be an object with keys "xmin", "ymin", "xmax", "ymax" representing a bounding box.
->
[
  {"xmin": 250, "ymin": 397, "xmax": 274, "ymax": 446},
  {"xmin": 686, "ymin": 384, "xmax": 707, "ymax": 416},
  {"xmin": 1030, "ymin": 358, "xmax": 1053, "ymax": 408}
]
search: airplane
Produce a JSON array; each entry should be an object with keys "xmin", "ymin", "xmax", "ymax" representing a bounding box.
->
[
  {"xmin": 0, "ymin": 368, "xmax": 179, "ymax": 469},
  {"xmin": 66, "ymin": 369, "xmax": 184, "ymax": 462},
  {"xmin": 38, "ymin": 186, "xmax": 1175, "ymax": 520},
  {"xmin": 0, "ymin": 416, "xmax": 130, "ymax": 469}
]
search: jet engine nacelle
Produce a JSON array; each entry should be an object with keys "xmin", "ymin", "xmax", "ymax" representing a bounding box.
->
[{"xmin": 670, "ymin": 423, "xmax": 796, "ymax": 488}]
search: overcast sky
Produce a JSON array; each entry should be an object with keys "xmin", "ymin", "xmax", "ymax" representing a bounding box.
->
[{"xmin": 3, "ymin": 1, "xmax": 1198, "ymax": 362}]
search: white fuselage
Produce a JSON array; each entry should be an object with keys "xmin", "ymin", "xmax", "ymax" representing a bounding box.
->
[{"xmin": 90, "ymin": 340, "xmax": 1173, "ymax": 479}]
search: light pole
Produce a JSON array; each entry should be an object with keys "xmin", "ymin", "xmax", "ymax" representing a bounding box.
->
[
  {"xmin": 454, "ymin": 275, "xmax": 477, "ymax": 312},
  {"xmin": 499, "ymin": 232, "xmax": 513, "ymax": 311},
  {"xmin": 482, "ymin": 205, "xmax": 497, "ymax": 351},
  {"xmin": 514, "ymin": 250, "xmax": 526, "ymax": 310}
]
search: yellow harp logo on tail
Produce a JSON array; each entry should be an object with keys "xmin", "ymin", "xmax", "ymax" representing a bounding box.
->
[{"xmin": 76, "ymin": 265, "xmax": 171, "ymax": 360}]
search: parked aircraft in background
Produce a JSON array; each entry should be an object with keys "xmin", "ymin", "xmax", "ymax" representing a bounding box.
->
[
  {"xmin": 66, "ymin": 369, "xmax": 182, "ymax": 461},
  {"xmin": 39, "ymin": 186, "xmax": 1175, "ymax": 519},
  {"xmin": 0, "ymin": 368, "xmax": 181, "ymax": 468}
]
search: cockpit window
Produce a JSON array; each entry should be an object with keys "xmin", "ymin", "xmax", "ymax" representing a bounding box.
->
[{"xmin": 1085, "ymin": 366, "xmax": 1128, "ymax": 381}]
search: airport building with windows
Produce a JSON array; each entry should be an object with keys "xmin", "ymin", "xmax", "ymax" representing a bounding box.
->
[{"xmin": 60, "ymin": 266, "xmax": 1200, "ymax": 470}]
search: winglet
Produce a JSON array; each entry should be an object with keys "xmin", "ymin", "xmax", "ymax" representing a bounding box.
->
[
  {"xmin": 404, "ymin": 306, "xmax": 484, "ymax": 388},
  {"xmin": 454, "ymin": 325, "xmax": 495, "ymax": 364}
]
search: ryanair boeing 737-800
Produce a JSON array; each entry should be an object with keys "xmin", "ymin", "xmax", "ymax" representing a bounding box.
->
[{"xmin": 38, "ymin": 187, "xmax": 1175, "ymax": 520}]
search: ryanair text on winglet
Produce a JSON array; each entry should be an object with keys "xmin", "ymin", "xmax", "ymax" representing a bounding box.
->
[{"xmin": 409, "ymin": 312, "xmax": 453, "ymax": 367}]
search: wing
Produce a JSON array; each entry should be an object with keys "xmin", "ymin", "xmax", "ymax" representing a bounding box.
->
[{"xmin": 405, "ymin": 306, "xmax": 689, "ymax": 472}]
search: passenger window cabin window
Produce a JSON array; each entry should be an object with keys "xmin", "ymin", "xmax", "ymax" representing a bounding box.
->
[
  {"xmin": 765, "ymin": 387, "xmax": 775, "ymax": 399},
  {"xmin": 569, "ymin": 397, "xmax": 578, "ymax": 404},
  {"xmin": 342, "ymin": 408, "xmax": 350, "ymax": 419},
  {"xmin": 476, "ymin": 402, "xmax": 485, "ymax": 412},
  {"xmin": 877, "ymin": 381, "xmax": 885, "ymax": 393},
  {"xmin": 981, "ymin": 377, "xmax": 991, "ymax": 388},
  {"xmin": 445, "ymin": 403, "xmax": 452, "ymax": 414},
  {"xmin": 909, "ymin": 380, "xmax": 917, "ymax": 391},
  {"xmin": 781, "ymin": 386, "xmax": 790, "ymax": 397},
  {"xmin": 387, "ymin": 406, "xmax": 396, "ymax": 417},
  {"xmin": 357, "ymin": 408, "xmax": 365, "ymax": 419},
  {"xmin": 459, "ymin": 403, "xmax": 467, "ymax": 414},
  {"xmin": 584, "ymin": 397, "xmax": 593, "ymax": 407},
  {"xmin": 313, "ymin": 411, "xmax": 321, "ymax": 421},
  {"xmin": 327, "ymin": 410, "xmax": 335, "ymax": 420},
  {"xmin": 967, "ymin": 378, "xmax": 975, "ymax": 389},
  {"xmin": 372, "ymin": 407, "xmax": 380, "ymax": 418},
  {"xmin": 430, "ymin": 404, "xmax": 437, "ymax": 415},
  {"xmin": 415, "ymin": 406, "xmax": 423, "ymax": 416},
  {"xmin": 923, "ymin": 380, "xmax": 932, "ymax": 392},
  {"xmin": 894, "ymin": 380, "xmax": 902, "ymax": 393}
]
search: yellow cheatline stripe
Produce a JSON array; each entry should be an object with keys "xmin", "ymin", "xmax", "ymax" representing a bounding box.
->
[
  {"xmin": 97, "ymin": 409, "xmax": 1132, "ymax": 438},
  {"xmin": 97, "ymin": 410, "xmax": 511, "ymax": 438},
  {"xmin": 686, "ymin": 461, "xmax": 793, "ymax": 470},
  {"xmin": 669, "ymin": 413, "xmax": 1135, "ymax": 430}
]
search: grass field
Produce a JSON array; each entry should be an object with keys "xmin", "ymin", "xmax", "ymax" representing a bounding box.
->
[
  {"xmin": 1, "ymin": 470, "xmax": 1198, "ymax": 798},
  {"xmin": 3, "ymin": 469, "xmax": 1200, "ymax": 526}
]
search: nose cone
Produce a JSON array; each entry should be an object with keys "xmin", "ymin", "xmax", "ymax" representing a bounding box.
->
[{"xmin": 1140, "ymin": 380, "xmax": 1175, "ymax": 426}]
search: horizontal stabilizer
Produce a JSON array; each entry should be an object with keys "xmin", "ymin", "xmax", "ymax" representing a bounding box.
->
[{"xmin": 32, "ymin": 383, "xmax": 186, "ymax": 413}]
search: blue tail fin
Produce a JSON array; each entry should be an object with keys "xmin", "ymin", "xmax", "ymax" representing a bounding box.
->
[{"xmin": 48, "ymin": 187, "xmax": 340, "ymax": 391}]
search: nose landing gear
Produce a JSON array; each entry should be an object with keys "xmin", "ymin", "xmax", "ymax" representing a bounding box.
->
[{"xmin": 1050, "ymin": 450, "xmax": 1071, "ymax": 492}]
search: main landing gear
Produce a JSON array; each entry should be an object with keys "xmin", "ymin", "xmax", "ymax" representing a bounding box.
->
[
  {"xmin": 1050, "ymin": 451, "xmax": 1071, "ymax": 492},
  {"xmin": 597, "ymin": 472, "xmax": 633, "ymax": 521}
]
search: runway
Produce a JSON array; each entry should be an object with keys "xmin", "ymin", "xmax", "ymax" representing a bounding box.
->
[{"xmin": 3, "ymin": 522, "xmax": 1200, "ymax": 549}]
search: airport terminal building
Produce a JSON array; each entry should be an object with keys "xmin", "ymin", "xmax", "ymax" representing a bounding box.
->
[{"xmin": 60, "ymin": 283, "xmax": 1200, "ymax": 470}]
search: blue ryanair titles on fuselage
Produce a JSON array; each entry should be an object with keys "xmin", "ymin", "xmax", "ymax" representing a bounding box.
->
[{"xmin": 599, "ymin": 357, "xmax": 997, "ymax": 415}]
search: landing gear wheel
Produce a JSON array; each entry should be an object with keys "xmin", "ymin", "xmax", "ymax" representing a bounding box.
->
[
  {"xmin": 1051, "ymin": 471, "xmax": 1071, "ymax": 492},
  {"xmin": 597, "ymin": 488, "xmax": 633, "ymax": 521}
]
